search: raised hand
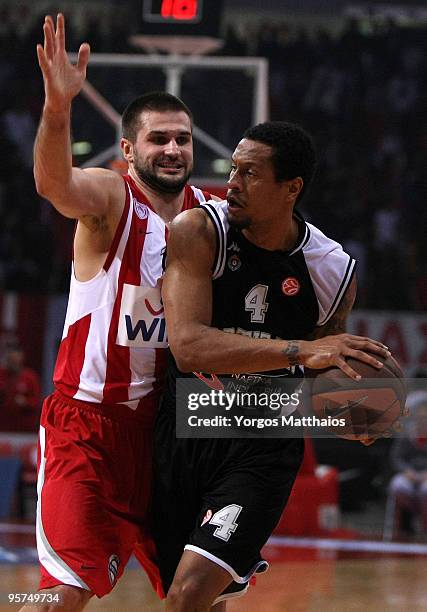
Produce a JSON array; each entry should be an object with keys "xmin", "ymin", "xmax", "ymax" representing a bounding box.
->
[{"xmin": 36, "ymin": 14, "xmax": 90, "ymax": 113}]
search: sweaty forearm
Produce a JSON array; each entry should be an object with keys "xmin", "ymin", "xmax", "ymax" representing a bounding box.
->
[{"xmin": 34, "ymin": 105, "xmax": 73, "ymax": 200}]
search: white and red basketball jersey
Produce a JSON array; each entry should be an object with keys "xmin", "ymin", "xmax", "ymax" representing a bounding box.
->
[{"xmin": 53, "ymin": 175, "xmax": 210, "ymax": 413}]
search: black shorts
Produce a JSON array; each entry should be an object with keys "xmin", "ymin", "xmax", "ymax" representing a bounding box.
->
[{"xmin": 152, "ymin": 407, "xmax": 304, "ymax": 596}]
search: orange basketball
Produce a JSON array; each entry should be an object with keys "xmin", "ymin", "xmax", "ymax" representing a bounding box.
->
[{"xmin": 304, "ymin": 354, "xmax": 406, "ymax": 441}]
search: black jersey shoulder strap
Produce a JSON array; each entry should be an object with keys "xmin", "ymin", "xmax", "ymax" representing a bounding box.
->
[{"xmin": 199, "ymin": 200, "xmax": 228, "ymax": 279}]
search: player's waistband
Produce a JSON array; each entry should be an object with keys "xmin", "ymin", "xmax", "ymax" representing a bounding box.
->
[{"xmin": 51, "ymin": 389, "xmax": 159, "ymax": 425}]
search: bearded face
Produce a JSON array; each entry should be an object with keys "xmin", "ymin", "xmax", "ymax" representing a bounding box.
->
[
  {"xmin": 133, "ymin": 147, "xmax": 193, "ymax": 194},
  {"xmin": 128, "ymin": 110, "xmax": 194, "ymax": 194}
]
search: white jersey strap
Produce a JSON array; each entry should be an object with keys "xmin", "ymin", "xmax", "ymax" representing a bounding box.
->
[
  {"xmin": 190, "ymin": 185, "xmax": 208, "ymax": 203},
  {"xmin": 303, "ymin": 222, "xmax": 356, "ymax": 326}
]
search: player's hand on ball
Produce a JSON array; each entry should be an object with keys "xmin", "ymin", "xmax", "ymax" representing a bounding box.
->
[
  {"xmin": 37, "ymin": 14, "xmax": 90, "ymax": 112},
  {"xmin": 304, "ymin": 349, "xmax": 406, "ymax": 445},
  {"xmin": 300, "ymin": 334, "xmax": 390, "ymax": 380}
]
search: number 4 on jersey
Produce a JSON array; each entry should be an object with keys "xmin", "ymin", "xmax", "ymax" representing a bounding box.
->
[
  {"xmin": 245, "ymin": 284, "xmax": 269, "ymax": 323},
  {"xmin": 209, "ymin": 504, "xmax": 242, "ymax": 541}
]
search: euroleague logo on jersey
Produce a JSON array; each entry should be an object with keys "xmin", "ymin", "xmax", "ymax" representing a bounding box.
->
[
  {"xmin": 133, "ymin": 199, "xmax": 148, "ymax": 220},
  {"xmin": 281, "ymin": 277, "xmax": 300, "ymax": 296}
]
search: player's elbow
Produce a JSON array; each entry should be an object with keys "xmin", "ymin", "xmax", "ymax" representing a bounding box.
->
[
  {"xmin": 34, "ymin": 172, "xmax": 50, "ymax": 199},
  {"xmin": 34, "ymin": 172, "xmax": 61, "ymax": 203},
  {"xmin": 169, "ymin": 332, "xmax": 205, "ymax": 373},
  {"xmin": 34, "ymin": 174, "xmax": 77, "ymax": 218},
  {"xmin": 170, "ymin": 346, "xmax": 197, "ymax": 373}
]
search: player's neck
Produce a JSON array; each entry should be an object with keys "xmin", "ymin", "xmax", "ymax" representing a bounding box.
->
[
  {"xmin": 146, "ymin": 188, "xmax": 185, "ymax": 225},
  {"xmin": 130, "ymin": 172, "xmax": 185, "ymax": 224},
  {"xmin": 243, "ymin": 215, "xmax": 299, "ymax": 252}
]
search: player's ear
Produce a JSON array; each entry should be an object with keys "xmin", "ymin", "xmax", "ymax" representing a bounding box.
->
[
  {"xmin": 287, "ymin": 177, "xmax": 303, "ymax": 202},
  {"xmin": 120, "ymin": 138, "xmax": 133, "ymax": 162}
]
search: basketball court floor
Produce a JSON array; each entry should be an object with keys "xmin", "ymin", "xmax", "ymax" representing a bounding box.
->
[{"xmin": 2, "ymin": 524, "xmax": 427, "ymax": 611}]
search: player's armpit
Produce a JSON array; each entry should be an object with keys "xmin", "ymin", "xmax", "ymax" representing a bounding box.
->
[
  {"xmin": 309, "ymin": 275, "xmax": 357, "ymax": 339},
  {"xmin": 63, "ymin": 170, "xmax": 126, "ymax": 279}
]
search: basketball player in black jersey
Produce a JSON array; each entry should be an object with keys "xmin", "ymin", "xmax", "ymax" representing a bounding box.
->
[{"xmin": 153, "ymin": 122, "xmax": 390, "ymax": 611}]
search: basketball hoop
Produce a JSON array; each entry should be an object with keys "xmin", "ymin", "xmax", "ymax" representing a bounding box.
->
[{"xmin": 130, "ymin": 35, "xmax": 223, "ymax": 56}]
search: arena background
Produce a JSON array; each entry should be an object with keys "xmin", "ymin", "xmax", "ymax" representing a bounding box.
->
[{"xmin": 0, "ymin": 1, "xmax": 426, "ymax": 610}]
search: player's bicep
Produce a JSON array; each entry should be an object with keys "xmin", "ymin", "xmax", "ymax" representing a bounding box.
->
[
  {"xmin": 162, "ymin": 210, "xmax": 216, "ymax": 351},
  {"xmin": 310, "ymin": 274, "xmax": 357, "ymax": 339},
  {"xmin": 163, "ymin": 257, "xmax": 213, "ymax": 332}
]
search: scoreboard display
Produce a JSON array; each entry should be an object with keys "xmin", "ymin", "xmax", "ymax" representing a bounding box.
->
[
  {"xmin": 141, "ymin": 0, "xmax": 223, "ymax": 36},
  {"xmin": 143, "ymin": 0, "xmax": 203, "ymax": 23}
]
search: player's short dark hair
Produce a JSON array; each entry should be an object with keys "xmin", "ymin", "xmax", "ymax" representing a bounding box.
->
[
  {"xmin": 121, "ymin": 91, "xmax": 193, "ymax": 142},
  {"xmin": 243, "ymin": 121, "xmax": 317, "ymax": 205}
]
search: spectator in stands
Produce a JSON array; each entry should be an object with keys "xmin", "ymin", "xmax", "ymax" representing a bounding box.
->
[
  {"xmin": 0, "ymin": 341, "xmax": 41, "ymax": 432},
  {"xmin": 2, "ymin": 91, "xmax": 37, "ymax": 169},
  {"xmin": 388, "ymin": 392, "xmax": 427, "ymax": 534}
]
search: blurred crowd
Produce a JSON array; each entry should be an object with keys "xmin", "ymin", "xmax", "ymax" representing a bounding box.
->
[
  {"xmin": 0, "ymin": 4, "xmax": 425, "ymax": 309},
  {"xmin": 0, "ymin": 339, "xmax": 41, "ymax": 432},
  {"xmin": 223, "ymin": 18, "xmax": 426, "ymax": 311}
]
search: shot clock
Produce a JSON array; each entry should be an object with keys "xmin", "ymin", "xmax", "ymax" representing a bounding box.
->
[
  {"xmin": 144, "ymin": 0, "xmax": 203, "ymax": 23},
  {"xmin": 140, "ymin": 0, "xmax": 223, "ymax": 36}
]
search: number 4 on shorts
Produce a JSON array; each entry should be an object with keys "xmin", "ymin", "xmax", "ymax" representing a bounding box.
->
[{"xmin": 209, "ymin": 504, "xmax": 242, "ymax": 541}]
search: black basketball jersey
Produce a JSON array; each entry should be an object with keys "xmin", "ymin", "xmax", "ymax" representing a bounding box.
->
[{"xmin": 162, "ymin": 200, "xmax": 356, "ymax": 406}]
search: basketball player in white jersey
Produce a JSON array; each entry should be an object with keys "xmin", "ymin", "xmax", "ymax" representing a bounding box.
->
[{"xmin": 21, "ymin": 14, "xmax": 214, "ymax": 611}]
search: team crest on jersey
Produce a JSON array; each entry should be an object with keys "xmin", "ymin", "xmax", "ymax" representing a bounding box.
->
[
  {"xmin": 282, "ymin": 277, "xmax": 300, "ymax": 296},
  {"xmin": 201, "ymin": 509, "xmax": 213, "ymax": 526},
  {"xmin": 228, "ymin": 254, "xmax": 242, "ymax": 272},
  {"xmin": 108, "ymin": 555, "xmax": 120, "ymax": 586},
  {"xmin": 133, "ymin": 199, "xmax": 148, "ymax": 220}
]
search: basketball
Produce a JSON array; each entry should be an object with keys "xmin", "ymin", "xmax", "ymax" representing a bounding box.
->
[{"xmin": 304, "ymin": 354, "xmax": 407, "ymax": 441}]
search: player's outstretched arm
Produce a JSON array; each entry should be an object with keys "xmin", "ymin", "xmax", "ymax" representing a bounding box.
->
[
  {"xmin": 162, "ymin": 210, "xmax": 390, "ymax": 380},
  {"xmin": 34, "ymin": 14, "xmax": 123, "ymax": 221}
]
